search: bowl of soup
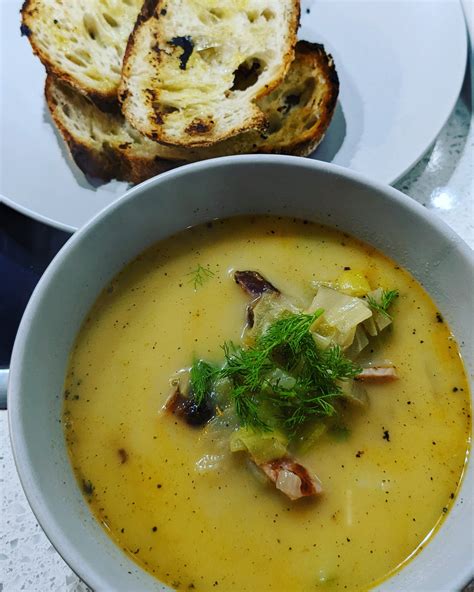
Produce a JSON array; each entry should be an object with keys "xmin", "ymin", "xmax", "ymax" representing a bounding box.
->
[{"xmin": 8, "ymin": 155, "xmax": 473, "ymax": 591}]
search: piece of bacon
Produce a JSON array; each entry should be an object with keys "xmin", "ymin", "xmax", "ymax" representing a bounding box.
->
[
  {"xmin": 164, "ymin": 387, "xmax": 214, "ymax": 427},
  {"xmin": 258, "ymin": 457, "xmax": 322, "ymax": 500},
  {"xmin": 356, "ymin": 366, "xmax": 398, "ymax": 382},
  {"xmin": 234, "ymin": 270, "xmax": 280, "ymax": 327},
  {"xmin": 234, "ymin": 270, "xmax": 280, "ymax": 297}
]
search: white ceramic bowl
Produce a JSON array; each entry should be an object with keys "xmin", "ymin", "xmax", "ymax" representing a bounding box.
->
[{"xmin": 8, "ymin": 156, "xmax": 473, "ymax": 591}]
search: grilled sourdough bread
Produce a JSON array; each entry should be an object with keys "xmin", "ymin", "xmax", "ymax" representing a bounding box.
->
[
  {"xmin": 207, "ymin": 41, "xmax": 339, "ymax": 158},
  {"xmin": 21, "ymin": 0, "xmax": 143, "ymax": 107},
  {"xmin": 45, "ymin": 75, "xmax": 184, "ymax": 183},
  {"xmin": 46, "ymin": 42, "xmax": 338, "ymax": 183},
  {"xmin": 119, "ymin": 0, "xmax": 301, "ymax": 147}
]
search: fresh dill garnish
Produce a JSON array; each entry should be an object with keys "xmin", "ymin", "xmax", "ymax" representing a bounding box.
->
[
  {"xmin": 269, "ymin": 339, "xmax": 360, "ymax": 434},
  {"xmin": 187, "ymin": 263, "xmax": 215, "ymax": 290},
  {"xmin": 258, "ymin": 309, "xmax": 324, "ymax": 357},
  {"xmin": 213, "ymin": 309, "xmax": 361, "ymax": 436},
  {"xmin": 367, "ymin": 289, "xmax": 399, "ymax": 319},
  {"xmin": 220, "ymin": 342, "xmax": 272, "ymax": 391},
  {"xmin": 232, "ymin": 385, "xmax": 271, "ymax": 431},
  {"xmin": 319, "ymin": 344, "xmax": 362, "ymax": 381},
  {"xmin": 219, "ymin": 342, "xmax": 272, "ymax": 430},
  {"xmin": 189, "ymin": 360, "xmax": 217, "ymax": 406},
  {"xmin": 172, "ymin": 276, "xmax": 396, "ymax": 447}
]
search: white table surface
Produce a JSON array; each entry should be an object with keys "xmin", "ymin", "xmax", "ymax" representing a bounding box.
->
[{"xmin": 0, "ymin": 56, "xmax": 472, "ymax": 592}]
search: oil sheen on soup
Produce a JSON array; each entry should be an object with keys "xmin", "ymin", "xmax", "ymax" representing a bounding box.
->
[{"xmin": 64, "ymin": 217, "xmax": 471, "ymax": 592}]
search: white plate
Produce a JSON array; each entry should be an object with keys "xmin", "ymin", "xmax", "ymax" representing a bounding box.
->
[{"xmin": 0, "ymin": 0, "xmax": 467, "ymax": 232}]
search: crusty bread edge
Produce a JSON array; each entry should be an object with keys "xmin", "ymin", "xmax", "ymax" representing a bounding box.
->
[
  {"xmin": 265, "ymin": 41, "xmax": 339, "ymax": 157},
  {"xmin": 45, "ymin": 75, "xmax": 182, "ymax": 184},
  {"xmin": 194, "ymin": 41, "xmax": 339, "ymax": 159},
  {"xmin": 119, "ymin": 0, "xmax": 301, "ymax": 148},
  {"xmin": 43, "ymin": 38, "xmax": 338, "ymax": 183},
  {"xmin": 254, "ymin": 0, "xmax": 300, "ymax": 101},
  {"xmin": 21, "ymin": 0, "xmax": 118, "ymax": 111},
  {"xmin": 119, "ymin": 0, "xmax": 164, "ymax": 111}
]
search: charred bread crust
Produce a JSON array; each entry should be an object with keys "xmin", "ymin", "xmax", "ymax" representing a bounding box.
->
[
  {"xmin": 21, "ymin": 0, "xmax": 129, "ymax": 111},
  {"xmin": 120, "ymin": 0, "xmax": 159, "ymax": 68},
  {"xmin": 119, "ymin": 0, "xmax": 301, "ymax": 148},
  {"xmin": 45, "ymin": 75, "xmax": 181, "ymax": 184},
  {"xmin": 282, "ymin": 41, "xmax": 339, "ymax": 156},
  {"xmin": 175, "ymin": 41, "xmax": 339, "ymax": 159},
  {"xmin": 119, "ymin": 0, "xmax": 243, "ymax": 149},
  {"xmin": 254, "ymin": 0, "xmax": 301, "ymax": 101},
  {"xmin": 43, "ymin": 38, "xmax": 338, "ymax": 184},
  {"xmin": 258, "ymin": 41, "xmax": 339, "ymax": 157}
]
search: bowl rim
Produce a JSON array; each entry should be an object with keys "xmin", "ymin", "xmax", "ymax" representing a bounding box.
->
[{"xmin": 7, "ymin": 154, "xmax": 474, "ymax": 591}]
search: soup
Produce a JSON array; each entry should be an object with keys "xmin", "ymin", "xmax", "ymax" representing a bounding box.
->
[{"xmin": 63, "ymin": 216, "xmax": 471, "ymax": 591}]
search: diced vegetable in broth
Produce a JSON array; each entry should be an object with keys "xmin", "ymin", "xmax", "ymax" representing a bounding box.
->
[
  {"xmin": 166, "ymin": 267, "xmax": 400, "ymax": 500},
  {"xmin": 63, "ymin": 216, "xmax": 470, "ymax": 592},
  {"xmin": 230, "ymin": 427, "xmax": 288, "ymax": 463}
]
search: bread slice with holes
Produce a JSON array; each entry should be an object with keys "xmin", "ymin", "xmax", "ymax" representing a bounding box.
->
[
  {"xmin": 205, "ymin": 41, "xmax": 339, "ymax": 158},
  {"xmin": 45, "ymin": 74, "xmax": 186, "ymax": 183},
  {"xmin": 119, "ymin": 0, "xmax": 300, "ymax": 147},
  {"xmin": 21, "ymin": 0, "xmax": 143, "ymax": 107},
  {"xmin": 46, "ymin": 41, "xmax": 338, "ymax": 183}
]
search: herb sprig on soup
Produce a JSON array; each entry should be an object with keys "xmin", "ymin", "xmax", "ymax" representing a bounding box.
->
[
  {"xmin": 166, "ymin": 268, "xmax": 400, "ymax": 500},
  {"xmin": 64, "ymin": 216, "xmax": 471, "ymax": 592}
]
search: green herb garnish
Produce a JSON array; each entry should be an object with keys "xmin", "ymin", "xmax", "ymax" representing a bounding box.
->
[
  {"xmin": 367, "ymin": 289, "xmax": 399, "ymax": 319},
  {"xmin": 220, "ymin": 342, "xmax": 272, "ymax": 391},
  {"xmin": 190, "ymin": 360, "xmax": 217, "ymax": 406},
  {"xmin": 187, "ymin": 263, "xmax": 215, "ymax": 290},
  {"xmin": 231, "ymin": 384, "xmax": 271, "ymax": 431},
  {"xmin": 258, "ymin": 309, "xmax": 324, "ymax": 357},
  {"xmin": 214, "ymin": 310, "xmax": 361, "ymax": 436}
]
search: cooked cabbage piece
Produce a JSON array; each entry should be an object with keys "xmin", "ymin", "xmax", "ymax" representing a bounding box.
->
[
  {"xmin": 337, "ymin": 378, "xmax": 369, "ymax": 407},
  {"xmin": 243, "ymin": 292, "xmax": 300, "ymax": 346},
  {"xmin": 230, "ymin": 426, "xmax": 288, "ymax": 463},
  {"xmin": 344, "ymin": 325, "xmax": 370, "ymax": 359},
  {"xmin": 308, "ymin": 286, "xmax": 372, "ymax": 349},
  {"xmin": 365, "ymin": 288, "xmax": 393, "ymax": 331},
  {"xmin": 167, "ymin": 269, "xmax": 400, "ymax": 500}
]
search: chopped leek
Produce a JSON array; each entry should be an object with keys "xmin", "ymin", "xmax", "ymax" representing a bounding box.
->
[
  {"xmin": 309, "ymin": 287, "xmax": 373, "ymax": 333},
  {"xmin": 230, "ymin": 426, "xmax": 288, "ymax": 463},
  {"xmin": 312, "ymin": 332, "xmax": 333, "ymax": 351},
  {"xmin": 338, "ymin": 379, "xmax": 368, "ymax": 407},
  {"xmin": 170, "ymin": 273, "xmax": 399, "ymax": 456},
  {"xmin": 309, "ymin": 286, "xmax": 372, "ymax": 349},
  {"xmin": 293, "ymin": 419, "xmax": 328, "ymax": 454},
  {"xmin": 243, "ymin": 293, "xmax": 300, "ymax": 346},
  {"xmin": 313, "ymin": 271, "xmax": 371, "ymax": 298}
]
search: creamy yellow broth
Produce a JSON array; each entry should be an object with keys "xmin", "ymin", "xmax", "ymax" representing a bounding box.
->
[{"xmin": 63, "ymin": 216, "xmax": 471, "ymax": 592}]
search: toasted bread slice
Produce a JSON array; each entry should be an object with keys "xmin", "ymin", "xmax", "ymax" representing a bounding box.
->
[
  {"xmin": 207, "ymin": 41, "xmax": 339, "ymax": 158},
  {"xmin": 45, "ymin": 42, "xmax": 338, "ymax": 183},
  {"xmin": 119, "ymin": 0, "xmax": 300, "ymax": 147},
  {"xmin": 45, "ymin": 75, "xmax": 185, "ymax": 183},
  {"xmin": 21, "ymin": 0, "xmax": 143, "ymax": 107}
]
